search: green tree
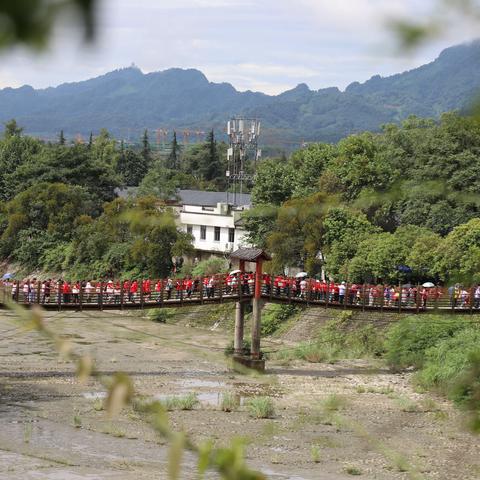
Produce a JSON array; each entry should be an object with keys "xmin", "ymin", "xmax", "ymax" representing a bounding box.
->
[
  {"xmin": 0, "ymin": 134, "xmax": 42, "ymax": 201},
  {"xmin": 0, "ymin": 182, "xmax": 94, "ymax": 264},
  {"xmin": 3, "ymin": 119, "xmax": 23, "ymax": 138},
  {"xmin": 138, "ymin": 163, "xmax": 198, "ymax": 200},
  {"xmin": 9, "ymin": 143, "xmax": 120, "ymax": 204},
  {"xmin": 59, "ymin": 130, "xmax": 66, "ymax": 145},
  {"xmin": 434, "ymin": 218, "xmax": 480, "ymax": 283},
  {"xmin": 290, "ymin": 143, "xmax": 336, "ymax": 197},
  {"xmin": 116, "ymin": 148, "xmax": 149, "ymax": 186},
  {"xmin": 267, "ymin": 192, "xmax": 331, "ymax": 273},
  {"xmin": 251, "ymin": 159, "xmax": 295, "ymax": 205},
  {"xmin": 141, "ymin": 129, "xmax": 151, "ymax": 163},
  {"xmin": 322, "ymin": 207, "xmax": 380, "ymax": 279},
  {"xmin": 167, "ymin": 131, "xmax": 182, "ymax": 170},
  {"xmin": 202, "ymin": 130, "xmax": 221, "ymax": 181}
]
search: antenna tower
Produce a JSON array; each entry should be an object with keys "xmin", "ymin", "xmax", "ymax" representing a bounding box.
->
[{"xmin": 226, "ymin": 117, "xmax": 261, "ymax": 205}]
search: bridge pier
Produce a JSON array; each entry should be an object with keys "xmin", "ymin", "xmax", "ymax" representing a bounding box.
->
[
  {"xmin": 231, "ymin": 251, "xmax": 267, "ymax": 373},
  {"xmin": 234, "ymin": 301, "xmax": 244, "ymax": 355}
]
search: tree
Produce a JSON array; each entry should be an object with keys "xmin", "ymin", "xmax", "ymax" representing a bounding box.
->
[
  {"xmin": 202, "ymin": 130, "xmax": 221, "ymax": 181},
  {"xmin": 91, "ymin": 128, "xmax": 116, "ymax": 166},
  {"xmin": 138, "ymin": 162, "xmax": 198, "ymax": 200},
  {"xmin": 290, "ymin": 143, "xmax": 336, "ymax": 198},
  {"xmin": 4, "ymin": 119, "xmax": 23, "ymax": 138},
  {"xmin": 9, "ymin": 143, "xmax": 120, "ymax": 205},
  {"xmin": 141, "ymin": 129, "xmax": 151, "ymax": 163},
  {"xmin": 251, "ymin": 159, "xmax": 296, "ymax": 205},
  {"xmin": 434, "ymin": 218, "xmax": 480, "ymax": 283},
  {"xmin": 167, "ymin": 131, "xmax": 182, "ymax": 170},
  {"xmin": 116, "ymin": 147, "xmax": 149, "ymax": 186},
  {"xmin": 0, "ymin": 134, "xmax": 42, "ymax": 201},
  {"xmin": 59, "ymin": 130, "xmax": 66, "ymax": 145},
  {"xmin": 0, "ymin": 182, "xmax": 94, "ymax": 265},
  {"xmin": 322, "ymin": 207, "xmax": 380, "ymax": 279},
  {"xmin": 267, "ymin": 192, "xmax": 332, "ymax": 273}
]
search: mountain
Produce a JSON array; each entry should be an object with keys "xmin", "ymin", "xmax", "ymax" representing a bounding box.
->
[{"xmin": 1, "ymin": 41, "xmax": 480, "ymax": 146}]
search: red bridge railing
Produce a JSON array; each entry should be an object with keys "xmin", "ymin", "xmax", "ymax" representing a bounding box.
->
[{"xmin": 0, "ymin": 275, "xmax": 477, "ymax": 313}]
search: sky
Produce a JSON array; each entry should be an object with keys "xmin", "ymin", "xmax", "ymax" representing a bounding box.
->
[{"xmin": 0, "ymin": 0, "xmax": 478, "ymax": 95}]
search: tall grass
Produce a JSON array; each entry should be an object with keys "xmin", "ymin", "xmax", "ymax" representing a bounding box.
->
[
  {"xmin": 384, "ymin": 315, "xmax": 468, "ymax": 370},
  {"xmin": 246, "ymin": 397, "xmax": 275, "ymax": 419},
  {"xmin": 161, "ymin": 393, "xmax": 199, "ymax": 411},
  {"xmin": 220, "ymin": 392, "xmax": 240, "ymax": 412}
]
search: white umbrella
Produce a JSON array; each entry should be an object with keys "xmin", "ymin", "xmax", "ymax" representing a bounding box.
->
[
  {"xmin": 229, "ymin": 269, "xmax": 242, "ymax": 275},
  {"xmin": 296, "ymin": 272, "xmax": 308, "ymax": 278},
  {"xmin": 422, "ymin": 282, "xmax": 435, "ymax": 288}
]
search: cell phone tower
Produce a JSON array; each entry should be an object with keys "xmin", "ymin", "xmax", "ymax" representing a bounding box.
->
[{"xmin": 226, "ymin": 117, "xmax": 261, "ymax": 205}]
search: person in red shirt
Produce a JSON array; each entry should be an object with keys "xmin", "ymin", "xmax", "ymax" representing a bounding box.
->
[
  {"xmin": 123, "ymin": 280, "xmax": 130, "ymax": 303},
  {"xmin": 155, "ymin": 280, "xmax": 162, "ymax": 302},
  {"xmin": 143, "ymin": 279, "xmax": 151, "ymax": 301},
  {"xmin": 129, "ymin": 280, "xmax": 138, "ymax": 303},
  {"xmin": 263, "ymin": 274, "xmax": 271, "ymax": 295},
  {"xmin": 62, "ymin": 281, "xmax": 71, "ymax": 303},
  {"xmin": 185, "ymin": 277, "xmax": 193, "ymax": 298},
  {"xmin": 176, "ymin": 279, "xmax": 183, "ymax": 299}
]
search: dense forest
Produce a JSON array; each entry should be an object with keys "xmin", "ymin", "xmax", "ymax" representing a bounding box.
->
[
  {"xmin": 247, "ymin": 112, "xmax": 480, "ymax": 285},
  {"xmin": 3, "ymin": 112, "xmax": 480, "ymax": 285},
  {"xmin": 0, "ymin": 121, "xmax": 227, "ymax": 279},
  {"xmin": 1, "ymin": 42, "xmax": 480, "ymax": 145}
]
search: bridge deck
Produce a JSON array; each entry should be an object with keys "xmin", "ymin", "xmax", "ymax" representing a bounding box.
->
[{"xmin": 1, "ymin": 286, "xmax": 479, "ymax": 315}]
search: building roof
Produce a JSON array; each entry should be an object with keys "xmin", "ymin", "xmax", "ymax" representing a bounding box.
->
[
  {"xmin": 114, "ymin": 187, "xmax": 138, "ymax": 199},
  {"xmin": 178, "ymin": 190, "xmax": 251, "ymax": 207},
  {"xmin": 115, "ymin": 188, "xmax": 251, "ymax": 208},
  {"xmin": 230, "ymin": 248, "xmax": 271, "ymax": 262}
]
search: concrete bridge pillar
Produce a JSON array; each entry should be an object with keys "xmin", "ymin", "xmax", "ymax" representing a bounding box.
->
[{"xmin": 234, "ymin": 301, "xmax": 244, "ymax": 355}]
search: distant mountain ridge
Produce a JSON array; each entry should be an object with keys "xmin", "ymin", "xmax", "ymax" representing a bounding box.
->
[{"xmin": 1, "ymin": 41, "xmax": 480, "ymax": 145}]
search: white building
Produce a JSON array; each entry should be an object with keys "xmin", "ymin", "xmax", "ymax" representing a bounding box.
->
[
  {"xmin": 174, "ymin": 190, "xmax": 251, "ymax": 259},
  {"xmin": 115, "ymin": 188, "xmax": 252, "ymax": 260}
]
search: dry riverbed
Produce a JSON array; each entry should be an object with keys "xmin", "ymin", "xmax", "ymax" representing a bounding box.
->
[{"xmin": 0, "ymin": 310, "xmax": 478, "ymax": 480}]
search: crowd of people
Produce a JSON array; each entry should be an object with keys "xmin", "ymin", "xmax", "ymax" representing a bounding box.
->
[{"xmin": 1, "ymin": 274, "xmax": 479, "ymax": 309}]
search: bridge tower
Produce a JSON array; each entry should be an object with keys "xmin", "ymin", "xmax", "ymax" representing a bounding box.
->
[{"xmin": 230, "ymin": 247, "xmax": 271, "ymax": 372}]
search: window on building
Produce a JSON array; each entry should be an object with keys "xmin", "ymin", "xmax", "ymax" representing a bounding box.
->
[
  {"xmin": 200, "ymin": 225, "xmax": 206, "ymax": 240},
  {"xmin": 214, "ymin": 226, "xmax": 221, "ymax": 242},
  {"xmin": 228, "ymin": 228, "xmax": 235, "ymax": 243},
  {"xmin": 187, "ymin": 225, "xmax": 193, "ymax": 235}
]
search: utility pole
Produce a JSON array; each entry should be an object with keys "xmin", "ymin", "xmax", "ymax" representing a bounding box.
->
[{"xmin": 226, "ymin": 117, "xmax": 261, "ymax": 206}]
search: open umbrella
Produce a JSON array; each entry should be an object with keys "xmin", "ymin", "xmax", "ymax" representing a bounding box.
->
[
  {"xmin": 296, "ymin": 272, "xmax": 308, "ymax": 278},
  {"xmin": 422, "ymin": 282, "xmax": 435, "ymax": 288},
  {"xmin": 2, "ymin": 273, "xmax": 13, "ymax": 280},
  {"xmin": 229, "ymin": 269, "xmax": 242, "ymax": 275}
]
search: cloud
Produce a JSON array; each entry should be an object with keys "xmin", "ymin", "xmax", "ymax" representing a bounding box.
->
[{"xmin": 0, "ymin": 0, "xmax": 478, "ymax": 95}]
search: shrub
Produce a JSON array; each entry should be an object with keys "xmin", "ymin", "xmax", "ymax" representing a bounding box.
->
[
  {"xmin": 246, "ymin": 396, "xmax": 275, "ymax": 419},
  {"xmin": 384, "ymin": 315, "xmax": 467, "ymax": 370},
  {"xmin": 416, "ymin": 327, "xmax": 480, "ymax": 403},
  {"xmin": 344, "ymin": 466, "xmax": 362, "ymax": 475},
  {"xmin": 191, "ymin": 258, "xmax": 228, "ymax": 277},
  {"xmin": 220, "ymin": 392, "xmax": 239, "ymax": 412},
  {"xmin": 294, "ymin": 343, "xmax": 332, "ymax": 363},
  {"xmin": 451, "ymin": 351, "xmax": 480, "ymax": 432},
  {"xmin": 316, "ymin": 312, "xmax": 385, "ymax": 359},
  {"xmin": 322, "ymin": 394, "xmax": 348, "ymax": 412},
  {"xmin": 224, "ymin": 339, "xmax": 251, "ymax": 357},
  {"xmin": 161, "ymin": 393, "xmax": 199, "ymax": 411},
  {"xmin": 310, "ymin": 445, "xmax": 321, "ymax": 463},
  {"xmin": 148, "ymin": 309, "xmax": 170, "ymax": 323},
  {"xmin": 261, "ymin": 304, "xmax": 299, "ymax": 336}
]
